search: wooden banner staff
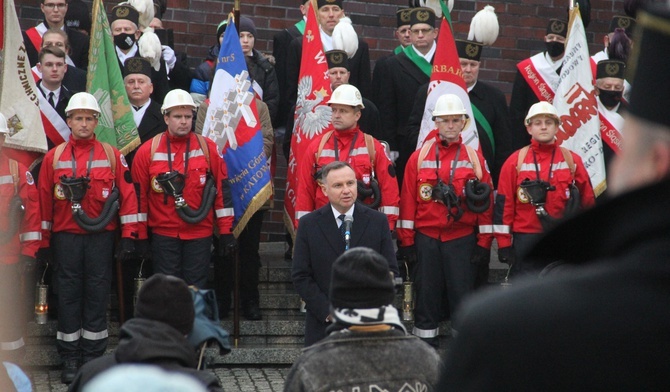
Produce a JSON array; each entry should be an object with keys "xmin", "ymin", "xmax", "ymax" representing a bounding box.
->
[{"xmin": 232, "ymin": 0, "xmax": 242, "ymax": 348}]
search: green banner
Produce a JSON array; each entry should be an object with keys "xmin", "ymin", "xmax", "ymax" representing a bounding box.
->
[{"xmin": 87, "ymin": 0, "xmax": 140, "ymax": 156}]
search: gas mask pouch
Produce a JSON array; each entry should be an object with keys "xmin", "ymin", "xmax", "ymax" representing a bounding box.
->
[
  {"xmin": 59, "ymin": 175, "xmax": 90, "ymax": 204},
  {"xmin": 156, "ymin": 171, "xmax": 187, "ymax": 208},
  {"xmin": 519, "ymin": 179, "xmax": 554, "ymax": 206},
  {"xmin": 433, "ymin": 179, "xmax": 463, "ymax": 221}
]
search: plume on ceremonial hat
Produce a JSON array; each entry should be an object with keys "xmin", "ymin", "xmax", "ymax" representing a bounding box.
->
[
  {"xmin": 468, "ymin": 5, "xmax": 499, "ymax": 46},
  {"xmin": 137, "ymin": 27, "xmax": 162, "ymax": 71},
  {"xmin": 332, "ymin": 17, "xmax": 359, "ymax": 58},
  {"xmin": 126, "ymin": 0, "xmax": 154, "ymax": 29}
]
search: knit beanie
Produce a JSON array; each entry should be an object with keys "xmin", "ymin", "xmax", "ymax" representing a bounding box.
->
[
  {"xmin": 329, "ymin": 247, "xmax": 395, "ymax": 309},
  {"xmin": 238, "ymin": 16, "xmax": 257, "ymax": 37},
  {"xmin": 134, "ymin": 273, "xmax": 195, "ymax": 335}
]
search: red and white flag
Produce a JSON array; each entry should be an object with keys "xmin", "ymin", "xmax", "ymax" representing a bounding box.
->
[
  {"xmin": 0, "ymin": 0, "xmax": 48, "ymax": 168},
  {"xmin": 554, "ymin": 6, "xmax": 605, "ymax": 196},
  {"xmin": 416, "ymin": 15, "xmax": 478, "ymax": 150},
  {"xmin": 284, "ymin": 1, "xmax": 332, "ymax": 233}
]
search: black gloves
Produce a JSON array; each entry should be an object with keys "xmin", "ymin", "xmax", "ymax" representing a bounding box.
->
[
  {"xmin": 470, "ymin": 245, "xmax": 491, "ymax": 266},
  {"xmin": 219, "ymin": 234, "xmax": 237, "ymax": 257},
  {"xmin": 498, "ymin": 246, "xmax": 516, "ymax": 265},
  {"xmin": 116, "ymin": 238, "xmax": 136, "ymax": 261},
  {"xmin": 36, "ymin": 247, "xmax": 53, "ymax": 264},
  {"xmin": 397, "ymin": 245, "xmax": 418, "ymax": 265},
  {"xmin": 135, "ymin": 239, "xmax": 152, "ymax": 260}
]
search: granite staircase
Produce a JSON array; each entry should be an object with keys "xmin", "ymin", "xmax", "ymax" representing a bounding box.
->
[{"xmin": 21, "ymin": 242, "xmax": 508, "ymax": 368}]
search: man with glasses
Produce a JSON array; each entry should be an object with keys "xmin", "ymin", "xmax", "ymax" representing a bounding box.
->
[
  {"xmin": 376, "ymin": 7, "xmax": 438, "ymax": 186},
  {"xmin": 23, "ymin": 0, "xmax": 90, "ymax": 70}
]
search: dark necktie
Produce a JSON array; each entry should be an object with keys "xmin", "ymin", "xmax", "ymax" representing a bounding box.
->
[
  {"xmin": 48, "ymin": 92, "xmax": 55, "ymax": 108},
  {"xmin": 338, "ymin": 214, "xmax": 346, "ymax": 243}
]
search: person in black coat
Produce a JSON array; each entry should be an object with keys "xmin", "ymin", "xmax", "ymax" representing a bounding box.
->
[
  {"xmin": 292, "ymin": 161, "xmax": 399, "ymax": 347},
  {"xmin": 439, "ymin": 5, "xmax": 670, "ymax": 390},
  {"xmin": 31, "ymin": 29, "xmax": 87, "ymax": 93},
  {"xmin": 375, "ymin": 8, "xmax": 437, "ymax": 187},
  {"xmin": 69, "ymin": 274, "xmax": 223, "ymax": 392},
  {"xmin": 23, "ymin": 0, "xmax": 89, "ymax": 69},
  {"xmin": 284, "ymin": 0, "xmax": 371, "ymax": 117},
  {"xmin": 35, "ymin": 46, "xmax": 73, "ymax": 149},
  {"xmin": 273, "ymin": 0, "xmax": 310, "ymax": 134}
]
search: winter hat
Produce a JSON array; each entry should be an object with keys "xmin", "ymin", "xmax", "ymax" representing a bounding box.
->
[
  {"xmin": 134, "ymin": 273, "xmax": 195, "ymax": 335},
  {"xmin": 238, "ymin": 16, "xmax": 258, "ymax": 37},
  {"xmin": 216, "ymin": 20, "xmax": 227, "ymax": 40},
  {"xmin": 329, "ymin": 247, "xmax": 395, "ymax": 309},
  {"xmin": 65, "ymin": 0, "xmax": 91, "ymax": 34}
]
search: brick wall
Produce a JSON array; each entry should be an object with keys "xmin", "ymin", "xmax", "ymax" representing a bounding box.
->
[{"xmin": 16, "ymin": 0, "xmax": 627, "ymax": 242}]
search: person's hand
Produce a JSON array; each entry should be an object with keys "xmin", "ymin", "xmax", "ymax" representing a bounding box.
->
[
  {"xmin": 116, "ymin": 238, "xmax": 136, "ymax": 261},
  {"xmin": 470, "ymin": 246, "xmax": 491, "ymax": 266},
  {"xmin": 135, "ymin": 239, "xmax": 152, "ymax": 260},
  {"xmin": 36, "ymin": 247, "xmax": 53, "ymax": 264},
  {"xmin": 219, "ymin": 234, "xmax": 237, "ymax": 257},
  {"xmin": 161, "ymin": 45, "xmax": 176, "ymax": 70},
  {"xmin": 397, "ymin": 245, "xmax": 418, "ymax": 265},
  {"xmin": 498, "ymin": 246, "xmax": 516, "ymax": 265}
]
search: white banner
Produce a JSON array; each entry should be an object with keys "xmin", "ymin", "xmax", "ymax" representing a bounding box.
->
[{"xmin": 553, "ymin": 6, "xmax": 606, "ymax": 196}]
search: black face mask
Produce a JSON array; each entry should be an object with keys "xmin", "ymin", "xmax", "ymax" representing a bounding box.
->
[
  {"xmin": 114, "ymin": 33, "xmax": 136, "ymax": 50},
  {"xmin": 599, "ymin": 89, "xmax": 623, "ymax": 108},
  {"xmin": 545, "ymin": 41, "xmax": 565, "ymax": 58}
]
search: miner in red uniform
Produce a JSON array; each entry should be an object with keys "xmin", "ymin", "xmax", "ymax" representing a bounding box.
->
[
  {"xmin": 295, "ymin": 84, "xmax": 399, "ymax": 230},
  {"xmin": 131, "ymin": 89, "xmax": 235, "ymax": 289},
  {"xmin": 494, "ymin": 101, "xmax": 595, "ymax": 277},
  {"xmin": 38, "ymin": 93, "xmax": 139, "ymax": 383},
  {"xmin": 396, "ymin": 94, "xmax": 494, "ymax": 348},
  {"xmin": 0, "ymin": 113, "xmax": 42, "ymax": 363}
]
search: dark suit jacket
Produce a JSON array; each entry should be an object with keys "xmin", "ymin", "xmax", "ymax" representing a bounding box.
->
[
  {"xmin": 273, "ymin": 24, "xmax": 303, "ymax": 130},
  {"xmin": 37, "ymin": 81, "xmax": 73, "ymax": 149},
  {"xmin": 62, "ymin": 65, "xmax": 86, "ymax": 93},
  {"xmin": 125, "ymin": 100, "xmax": 164, "ymax": 168},
  {"xmin": 23, "ymin": 24, "xmax": 89, "ymax": 69},
  {"xmin": 292, "ymin": 202, "xmax": 398, "ymax": 346}
]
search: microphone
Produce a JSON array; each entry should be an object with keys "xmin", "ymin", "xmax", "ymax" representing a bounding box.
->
[{"xmin": 343, "ymin": 215, "xmax": 353, "ymax": 250}]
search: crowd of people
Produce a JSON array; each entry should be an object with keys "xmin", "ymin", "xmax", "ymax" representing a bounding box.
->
[{"xmin": 2, "ymin": 0, "xmax": 669, "ymax": 389}]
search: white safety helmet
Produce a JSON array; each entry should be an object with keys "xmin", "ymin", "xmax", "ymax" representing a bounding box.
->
[
  {"xmin": 0, "ymin": 113, "xmax": 8, "ymax": 135},
  {"xmin": 328, "ymin": 84, "xmax": 365, "ymax": 109},
  {"xmin": 432, "ymin": 94, "xmax": 468, "ymax": 118},
  {"xmin": 65, "ymin": 92, "xmax": 101, "ymax": 117},
  {"xmin": 525, "ymin": 101, "xmax": 561, "ymax": 125},
  {"xmin": 161, "ymin": 89, "xmax": 196, "ymax": 114}
]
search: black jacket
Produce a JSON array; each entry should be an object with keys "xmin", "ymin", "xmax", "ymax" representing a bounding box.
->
[
  {"xmin": 23, "ymin": 23, "xmax": 89, "ymax": 69},
  {"xmin": 273, "ymin": 24, "xmax": 303, "ymax": 129},
  {"xmin": 246, "ymin": 49, "xmax": 280, "ymax": 126},
  {"xmin": 68, "ymin": 318, "xmax": 223, "ymax": 392},
  {"xmin": 125, "ymin": 100, "xmax": 164, "ymax": 168},
  {"xmin": 440, "ymin": 179, "xmax": 670, "ymax": 391},
  {"xmin": 292, "ymin": 202, "xmax": 398, "ymax": 346}
]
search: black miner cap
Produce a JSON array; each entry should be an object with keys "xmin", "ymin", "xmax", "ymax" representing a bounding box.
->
[
  {"xmin": 409, "ymin": 7, "xmax": 436, "ymax": 28},
  {"xmin": 627, "ymin": 3, "xmax": 670, "ymax": 129},
  {"xmin": 609, "ymin": 15, "xmax": 636, "ymax": 37},
  {"xmin": 110, "ymin": 4, "xmax": 140, "ymax": 27},
  {"xmin": 123, "ymin": 57, "xmax": 152, "ymax": 78},
  {"xmin": 325, "ymin": 50, "xmax": 349, "ymax": 70},
  {"xmin": 456, "ymin": 39, "xmax": 483, "ymax": 62},
  {"xmin": 396, "ymin": 7, "xmax": 412, "ymax": 27},
  {"xmin": 546, "ymin": 18, "xmax": 568, "ymax": 37},
  {"xmin": 596, "ymin": 60, "xmax": 625, "ymax": 80}
]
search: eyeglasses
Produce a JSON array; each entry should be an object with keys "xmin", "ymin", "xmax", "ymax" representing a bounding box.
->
[
  {"xmin": 410, "ymin": 28, "xmax": 433, "ymax": 35},
  {"xmin": 43, "ymin": 3, "xmax": 67, "ymax": 9}
]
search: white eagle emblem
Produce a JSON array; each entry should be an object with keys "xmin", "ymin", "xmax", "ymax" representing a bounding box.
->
[{"xmin": 293, "ymin": 76, "xmax": 332, "ymax": 143}]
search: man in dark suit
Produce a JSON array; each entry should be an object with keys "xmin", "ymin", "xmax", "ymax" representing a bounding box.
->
[
  {"xmin": 375, "ymin": 7, "xmax": 437, "ymax": 187},
  {"xmin": 23, "ymin": 0, "xmax": 89, "ymax": 69},
  {"xmin": 292, "ymin": 161, "xmax": 399, "ymax": 346},
  {"xmin": 31, "ymin": 29, "xmax": 86, "ymax": 93},
  {"xmin": 284, "ymin": 0, "xmax": 372, "ymax": 115},
  {"xmin": 439, "ymin": 4, "xmax": 670, "ymax": 390},
  {"xmin": 36, "ymin": 46, "xmax": 73, "ymax": 149}
]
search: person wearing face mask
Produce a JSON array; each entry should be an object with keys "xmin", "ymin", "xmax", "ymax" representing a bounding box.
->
[
  {"xmin": 590, "ymin": 15, "xmax": 635, "ymax": 103},
  {"xmin": 595, "ymin": 59, "xmax": 627, "ymax": 182},
  {"xmin": 109, "ymin": 2, "xmax": 191, "ymax": 104},
  {"xmin": 509, "ymin": 19, "xmax": 568, "ymax": 152}
]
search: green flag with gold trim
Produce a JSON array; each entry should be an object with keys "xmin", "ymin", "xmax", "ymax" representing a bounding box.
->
[{"xmin": 87, "ymin": 0, "xmax": 140, "ymax": 155}]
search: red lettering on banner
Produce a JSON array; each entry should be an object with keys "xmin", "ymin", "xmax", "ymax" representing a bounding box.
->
[{"xmin": 556, "ymin": 83, "xmax": 598, "ymax": 144}]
